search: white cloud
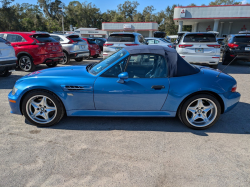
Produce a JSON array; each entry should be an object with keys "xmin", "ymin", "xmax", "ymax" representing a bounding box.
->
[{"xmin": 241, "ymin": 0, "xmax": 248, "ymax": 4}]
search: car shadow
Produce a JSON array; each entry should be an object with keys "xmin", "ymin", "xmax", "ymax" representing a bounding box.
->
[
  {"xmin": 217, "ymin": 60, "xmax": 250, "ymax": 74},
  {"xmin": 0, "ymin": 75, "xmax": 24, "ymax": 89},
  {"xmin": 33, "ymin": 102, "xmax": 250, "ymax": 136}
]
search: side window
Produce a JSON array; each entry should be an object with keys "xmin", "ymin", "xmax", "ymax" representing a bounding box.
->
[
  {"xmin": 51, "ymin": 35, "xmax": 61, "ymax": 41},
  {"xmin": 139, "ymin": 35, "xmax": 145, "ymax": 43},
  {"xmin": 6, "ymin": 34, "xmax": 25, "ymax": 42},
  {"xmin": 125, "ymin": 54, "xmax": 167, "ymax": 78},
  {"xmin": 147, "ymin": 39, "xmax": 154, "ymax": 44},
  {"xmin": 0, "ymin": 34, "xmax": 4, "ymax": 38},
  {"xmin": 154, "ymin": 40, "xmax": 159, "ymax": 44},
  {"xmin": 101, "ymin": 58, "xmax": 128, "ymax": 78}
]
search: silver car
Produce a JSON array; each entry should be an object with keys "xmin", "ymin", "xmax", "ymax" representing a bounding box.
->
[
  {"xmin": 145, "ymin": 37, "xmax": 174, "ymax": 48},
  {"xmin": 50, "ymin": 34, "xmax": 89, "ymax": 64},
  {"xmin": 103, "ymin": 32, "xmax": 146, "ymax": 58}
]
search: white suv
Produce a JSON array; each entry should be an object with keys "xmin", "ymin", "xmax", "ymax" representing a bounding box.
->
[
  {"xmin": 0, "ymin": 37, "xmax": 17, "ymax": 77},
  {"xmin": 176, "ymin": 32, "xmax": 220, "ymax": 69},
  {"xmin": 103, "ymin": 32, "xmax": 147, "ymax": 59}
]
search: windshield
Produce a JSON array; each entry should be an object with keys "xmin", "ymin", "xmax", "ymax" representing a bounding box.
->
[
  {"xmin": 183, "ymin": 34, "xmax": 216, "ymax": 42},
  {"xmin": 89, "ymin": 49, "xmax": 128, "ymax": 75}
]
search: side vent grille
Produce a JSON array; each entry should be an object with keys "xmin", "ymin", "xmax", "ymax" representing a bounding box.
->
[{"xmin": 64, "ymin": 86, "xmax": 84, "ymax": 90}]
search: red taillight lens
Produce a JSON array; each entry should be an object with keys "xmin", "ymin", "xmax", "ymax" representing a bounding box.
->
[
  {"xmin": 103, "ymin": 44, "xmax": 113, "ymax": 46},
  {"xmin": 231, "ymin": 84, "xmax": 237, "ymax": 92},
  {"xmin": 178, "ymin": 44, "xmax": 193, "ymax": 48},
  {"xmin": 125, "ymin": 44, "xmax": 139, "ymax": 46},
  {"xmin": 207, "ymin": 45, "xmax": 220, "ymax": 48},
  {"xmin": 168, "ymin": 45, "xmax": 173, "ymax": 48},
  {"xmin": 228, "ymin": 43, "xmax": 239, "ymax": 48}
]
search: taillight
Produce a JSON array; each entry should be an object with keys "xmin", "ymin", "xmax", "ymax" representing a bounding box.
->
[
  {"xmin": 125, "ymin": 44, "xmax": 139, "ymax": 46},
  {"xmin": 207, "ymin": 45, "xmax": 220, "ymax": 48},
  {"xmin": 168, "ymin": 45, "xmax": 173, "ymax": 48},
  {"xmin": 103, "ymin": 44, "xmax": 113, "ymax": 46},
  {"xmin": 68, "ymin": 38, "xmax": 77, "ymax": 44},
  {"xmin": 228, "ymin": 43, "xmax": 239, "ymax": 48},
  {"xmin": 178, "ymin": 44, "xmax": 193, "ymax": 48},
  {"xmin": 231, "ymin": 84, "xmax": 237, "ymax": 92}
]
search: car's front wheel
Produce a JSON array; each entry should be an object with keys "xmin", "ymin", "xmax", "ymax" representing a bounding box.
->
[
  {"xmin": 22, "ymin": 90, "xmax": 65, "ymax": 127},
  {"xmin": 178, "ymin": 94, "xmax": 221, "ymax": 130}
]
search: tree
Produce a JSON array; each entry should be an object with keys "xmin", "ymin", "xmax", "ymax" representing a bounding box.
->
[
  {"xmin": 117, "ymin": 1, "xmax": 139, "ymax": 21},
  {"xmin": 209, "ymin": 0, "xmax": 241, "ymax": 5}
]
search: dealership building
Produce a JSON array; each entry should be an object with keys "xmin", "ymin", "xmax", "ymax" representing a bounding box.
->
[{"xmin": 174, "ymin": 4, "xmax": 250, "ymax": 37}]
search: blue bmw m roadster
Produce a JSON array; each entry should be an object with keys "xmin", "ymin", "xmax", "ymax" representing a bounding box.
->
[{"xmin": 8, "ymin": 46, "xmax": 240, "ymax": 129}]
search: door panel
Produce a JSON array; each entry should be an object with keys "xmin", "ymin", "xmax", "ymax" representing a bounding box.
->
[{"xmin": 94, "ymin": 77, "xmax": 169, "ymax": 111}]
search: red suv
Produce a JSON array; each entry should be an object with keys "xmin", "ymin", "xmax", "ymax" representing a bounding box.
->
[
  {"xmin": 0, "ymin": 32, "xmax": 63, "ymax": 72},
  {"xmin": 82, "ymin": 38, "xmax": 101, "ymax": 58}
]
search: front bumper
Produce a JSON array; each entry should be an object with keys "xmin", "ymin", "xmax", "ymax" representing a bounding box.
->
[
  {"xmin": 219, "ymin": 91, "xmax": 241, "ymax": 113},
  {"xmin": 8, "ymin": 91, "xmax": 22, "ymax": 115},
  {"xmin": 180, "ymin": 55, "xmax": 220, "ymax": 65}
]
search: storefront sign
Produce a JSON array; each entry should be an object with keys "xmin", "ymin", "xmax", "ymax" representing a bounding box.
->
[
  {"xmin": 180, "ymin": 9, "xmax": 186, "ymax": 18},
  {"xmin": 123, "ymin": 24, "xmax": 132, "ymax": 29},
  {"xmin": 206, "ymin": 25, "xmax": 211, "ymax": 31}
]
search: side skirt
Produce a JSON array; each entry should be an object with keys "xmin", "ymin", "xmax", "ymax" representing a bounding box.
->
[{"xmin": 66, "ymin": 110, "xmax": 176, "ymax": 117}]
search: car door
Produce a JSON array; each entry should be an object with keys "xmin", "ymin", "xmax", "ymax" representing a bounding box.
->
[{"xmin": 94, "ymin": 54, "xmax": 169, "ymax": 111}]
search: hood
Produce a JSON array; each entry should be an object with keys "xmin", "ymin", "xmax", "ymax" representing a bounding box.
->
[{"xmin": 21, "ymin": 66, "xmax": 93, "ymax": 80}]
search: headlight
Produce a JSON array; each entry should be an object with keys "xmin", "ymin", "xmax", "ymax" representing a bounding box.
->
[{"xmin": 12, "ymin": 86, "xmax": 18, "ymax": 95}]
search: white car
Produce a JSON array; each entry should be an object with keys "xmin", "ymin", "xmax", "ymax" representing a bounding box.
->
[
  {"xmin": 176, "ymin": 32, "xmax": 220, "ymax": 69},
  {"xmin": 50, "ymin": 34, "xmax": 89, "ymax": 64},
  {"xmin": 145, "ymin": 37, "xmax": 174, "ymax": 48},
  {"xmin": 0, "ymin": 37, "xmax": 17, "ymax": 77}
]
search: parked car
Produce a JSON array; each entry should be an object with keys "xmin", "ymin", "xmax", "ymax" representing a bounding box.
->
[
  {"xmin": 0, "ymin": 32, "xmax": 63, "ymax": 72},
  {"xmin": 221, "ymin": 34, "xmax": 250, "ymax": 65},
  {"xmin": 153, "ymin": 31, "xmax": 166, "ymax": 38},
  {"xmin": 216, "ymin": 37, "xmax": 225, "ymax": 51},
  {"xmin": 92, "ymin": 38, "xmax": 107, "ymax": 51},
  {"xmin": 103, "ymin": 32, "xmax": 147, "ymax": 58},
  {"xmin": 175, "ymin": 31, "xmax": 190, "ymax": 44},
  {"xmin": 176, "ymin": 32, "xmax": 220, "ymax": 69},
  {"xmin": 50, "ymin": 34, "xmax": 89, "ymax": 64},
  {"xmin": 8, "ymin": 45, "xmax": 240, "ymax": 130},
  {"xmin": 82, "ymin": 38, "xmax": 101, "ymax": 59},
  {"xmin": 0, "ymin": 37, "xmax": 17, "ymax": 77},
  {"xmin": 145, "ymin": 37, "xmax": 174, "ymax": 48}
]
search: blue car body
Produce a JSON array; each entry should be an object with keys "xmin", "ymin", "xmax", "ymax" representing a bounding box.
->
[{"xmin": 8, "ymin": 48, "xmax": 240, "ymax": 119}]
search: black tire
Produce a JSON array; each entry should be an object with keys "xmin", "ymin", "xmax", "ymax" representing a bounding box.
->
[
  {"xmin": 22, "ymin": 90, "xmax": 65, "ymax": 127},
  {"xmin": 61, "ymin": 51, "xmax": 70, "ymax": 65},
  {"xmin": 75, "ymin": 57, "xmax": 83, "ymax": 62},
  {"xmin": 46, "ymin": 61, "xmax": 58, "ymax": 67},
  {"xmin": 209, "ymin": 64, "xmax": 218, "ymax": 69},
  {"xmin": 178, "ymin": 94, "xmax": 221, "ymax": 130},
  {"xmin": 19, "ymin": 55, "xmax": 36, "ymax": 72},
  {"xmin": 222, "ymin": 52, "xmax": 230, "ymax": 65},
  {"xmin": 93, "ymin": 55, "xmax": 98, "ymax": 58},
  {"xmin": 0, "ymin": 69, "xmax": 12, "ymax": 77}
]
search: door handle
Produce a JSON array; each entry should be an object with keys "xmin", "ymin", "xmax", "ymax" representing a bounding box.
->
[{"xmin": 151, "ymin": 85, "xmax": 165, "ymax": 90}]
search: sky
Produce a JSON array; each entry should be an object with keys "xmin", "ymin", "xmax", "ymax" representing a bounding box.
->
[{"xmin": 10, "ymin": 0, "xmax": 249, "ymax": 13}]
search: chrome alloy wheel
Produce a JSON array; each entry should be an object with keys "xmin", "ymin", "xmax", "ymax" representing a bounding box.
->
[
  {"xmin": 26, "ymin": 95, "xmax": 57, "ymax": 124},
  {"xmin": 62, "ymin": 52, "xmax": 68, "ymax": 64},
  {"xmin": 20, "ymin": 56, "xmax": 32, "ymax": 71},
  {"xmin": 185, "ymin": 98, "xmax": 217, "ymax": 127}
]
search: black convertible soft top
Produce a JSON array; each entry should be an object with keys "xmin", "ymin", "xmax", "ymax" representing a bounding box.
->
[{"xmin": 124, "ymin": 45, "xmax": 200, "ymax": 77}]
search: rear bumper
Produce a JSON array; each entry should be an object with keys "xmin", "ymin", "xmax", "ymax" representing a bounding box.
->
[
  {"xmin": 0, "ymin": 59, "xmax": 17, "ymax": 72},
  {"xmin": 70, "ymin": 51, "xmax": 89, "ymax": 59},
  {"xmin": 33, "ymin": 52, "xmax": 64, "ymax": 65},
  {"xmin": 90, "ymin": 49, "xmax": 101, "ymax": 57},
  {"xmin": 180, "ymin": 55, "xmax": 220, "ymax": 65}
]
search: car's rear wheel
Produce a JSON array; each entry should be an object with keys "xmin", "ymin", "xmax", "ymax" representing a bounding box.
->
[
  {"xmin": 209, "ymin": 64, "xmax": 218, "ymax": 69},
  {"xmin": 93, "ymin": 55, "xmax": 98, "ymax": 58},
  {"xmin": 19, "ymin": 55, "xmax": 36, "ymax": 72},
  {"xmin": 22, "ymin": 90, "xmax": 65, "ymax": 127},
  {"xmin": 75, "ymin": 57, "xmax": 83, "ymax": 62},
  {"xmin": 222, "ymin": 53, "xmax": 231, "ymax": 65},
  {"xmin": 0, "ymin": 68, "xmax": 12, "ymax": 77},
  {"xmin": 178, "ymin": 94, "xmax": 221, "ymax": 130},
  {"xmin": 46, "ymin": 61, "xmax": 58, "ymax": 67},
  {"xmin": 61, "ymin": 51, "xmax": 70, "ymax": 65}
]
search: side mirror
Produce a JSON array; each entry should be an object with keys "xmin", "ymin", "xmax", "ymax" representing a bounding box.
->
[
  {"xmin": 146, "ymin": 41, "xmax": 149, "ymax": 45},
  {"xmin": 117, "ymin": 72, "xmax": 128, "ymax": 84}
]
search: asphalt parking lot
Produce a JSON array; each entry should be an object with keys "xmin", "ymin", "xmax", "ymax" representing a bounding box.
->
[{"xmin": 0, "ymin": 58, "xmax": 250, "ymax": 187}]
